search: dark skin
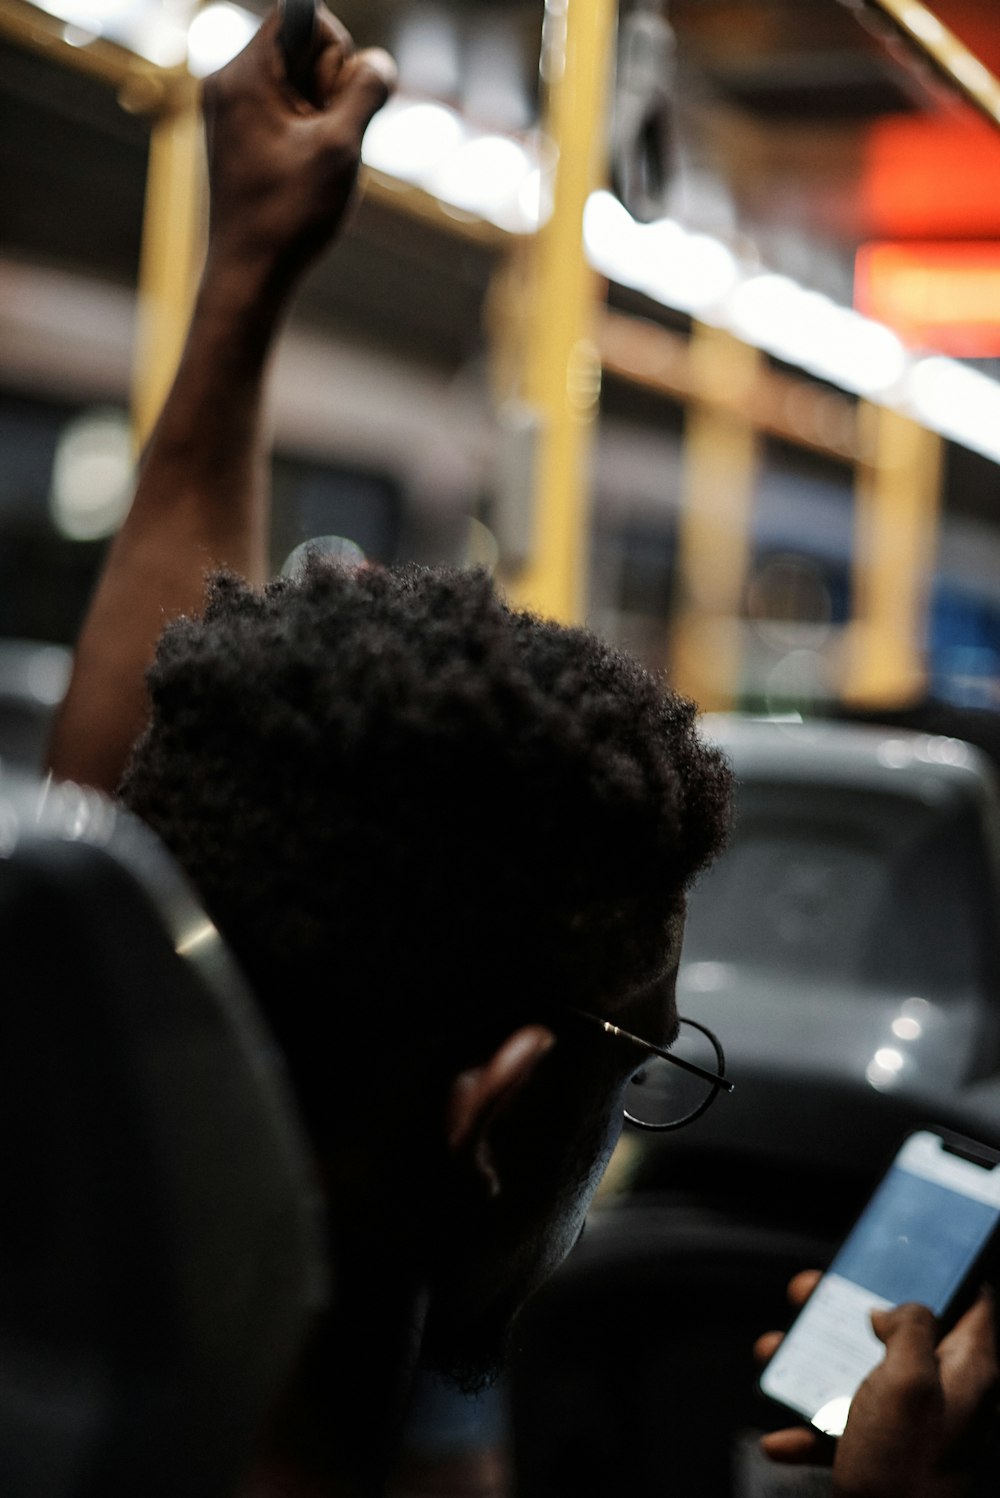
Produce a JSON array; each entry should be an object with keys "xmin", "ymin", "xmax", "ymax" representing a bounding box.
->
[
  {"xmin": 46, "ymin": 8, "xmax": 395, "ymax": 794},
  {"xmin": 758, "ymin": 1271, "xmax": 999, "ymax": 1498},
  {"xmin": 45, "ymin": 10, "xmax": 1000, "ymax": 1495}
]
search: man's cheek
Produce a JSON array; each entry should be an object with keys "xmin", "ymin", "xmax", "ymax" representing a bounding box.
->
[
  {"xmin": 582, "ymin": 1095, "xmax": 627, "ymax": 1197},
  {"xmin": 553, "ymin": 1104, "xmax": 626, "ymax": 1261}
]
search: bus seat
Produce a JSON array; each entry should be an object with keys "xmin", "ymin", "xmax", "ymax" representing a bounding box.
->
[{"xmin": 0, "ymin": 773, "xmax": 326, "ymax": 1498}]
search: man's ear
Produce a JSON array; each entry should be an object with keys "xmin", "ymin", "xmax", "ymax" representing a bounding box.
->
[{"xmin": 445, "ymin": 1025, "xmax": 556, "ymax": 1199}]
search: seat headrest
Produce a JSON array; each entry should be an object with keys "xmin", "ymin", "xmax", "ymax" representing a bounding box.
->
[{"xmin": 0, "ymin": 773, "xmax": 327, "ymax": 1498}]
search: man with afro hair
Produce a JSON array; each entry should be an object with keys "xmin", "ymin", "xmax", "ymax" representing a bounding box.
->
[
  {"xmin": 47, "ymin": 15, "xmax": 735, "ymax": 1491},
  {"xmin": 47, "ymin": 8, "xmax": 998, "ymax": 1497},
  {"xmin": 119, "ymin": 560, "xmax": 731, "ymax": 1130}
]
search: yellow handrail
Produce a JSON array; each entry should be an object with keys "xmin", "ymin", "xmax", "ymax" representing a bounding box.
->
[
  {"xmin": 132, "ymin": 78, "xmax": 204, "ymax": 448},
  {"xmin": 503, "ymin": 0, "xmax": 616, "ymax": 623}
]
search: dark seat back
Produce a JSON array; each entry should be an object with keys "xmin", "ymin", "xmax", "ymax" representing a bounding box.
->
[
  {"xmin": 0, "ymin": 774, "xmax": 326, "ymax": 1498},
  {"xmin": 510, "ymin": 1198, "xmax": 828, "ymax": 1498}
]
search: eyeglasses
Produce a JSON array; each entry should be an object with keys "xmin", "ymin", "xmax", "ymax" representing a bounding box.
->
[{"xmin": 569, "ymin": 1009, "xmax": 734, "ymax": 1131}]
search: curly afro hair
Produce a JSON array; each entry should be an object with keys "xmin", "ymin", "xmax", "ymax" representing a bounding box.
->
[{"xmin": 120, "ymin": 562, "xmax": 731, "ymax": 1111}]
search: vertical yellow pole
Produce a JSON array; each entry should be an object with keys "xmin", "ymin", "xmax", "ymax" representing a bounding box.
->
[
  {"xmin": 132, "ymin": 77, "xmax": 205, "ymax": 448},
  {"xmin": 669, "ymin": 323, "xmax": 760, "ymax": 709},
  {"xmin": 503, "ymin": 0, "xmax": 616, "ymax": 623},
  {"xmin": 842, "ymin": 403, "xmax": 942, "ymax": 706}
]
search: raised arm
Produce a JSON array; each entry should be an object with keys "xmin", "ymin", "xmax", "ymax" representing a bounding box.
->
[{"xmin": 46, "ymin": 8, "xmax": 394, "ymax": 792}]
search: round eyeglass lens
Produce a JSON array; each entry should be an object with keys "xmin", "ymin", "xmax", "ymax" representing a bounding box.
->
[{"xmin": 623, "ymin": 1019, "xmax": 724, "ymax": 1129}]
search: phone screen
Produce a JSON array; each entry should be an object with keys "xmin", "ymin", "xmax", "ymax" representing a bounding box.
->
[{"xmin": 760, "ymin": 1130, "xmax": 1000, "ymax": 1437}]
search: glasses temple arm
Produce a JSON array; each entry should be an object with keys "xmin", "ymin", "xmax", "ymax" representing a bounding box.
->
[
  {"xmin": 661, "ymin": 1049, "xmax": 735, "ymax": 1092},
  {"xmin": 589, "ymin": 1012, "xmax": 735, "ymax": 1094}
]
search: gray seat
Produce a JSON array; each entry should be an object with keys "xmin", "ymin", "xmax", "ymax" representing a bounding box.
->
[
  {"xmin": 0, "ymin": 773, "xmax": 326, "ymax": 1498},
  {"xmin": 510, "ymin": 1197, "xmax": 829, "ymax": 1498}
]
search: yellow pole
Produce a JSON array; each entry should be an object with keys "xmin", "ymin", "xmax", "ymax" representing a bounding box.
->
[
  {"xmin": 503, "ymin": 0, "xmax": 616, "ymax": 623},
  {"xmin": 669, "ymin": 323, "xmax": 761, "ymax": 709},
  {"xmin": 0, "ymin": 0, "xmax": 201, "ymax": 452},
  {"xmin": 842, "ymin": 403, "xmax": 942, "ymax": 706},
  {"xmin": 132, "ymin": 78, "xmax": 205, "ymax": 448},
  {"xmin": 866, "ymin": 0, "xmax": 1000, "ymax": 130}
]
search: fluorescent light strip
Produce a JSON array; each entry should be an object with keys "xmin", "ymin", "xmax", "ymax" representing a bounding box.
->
[
  {"xmin": 583, "ymin": 191, "xmax": 740, "ymax": 316},
  {"xmin": 187, "ymin": 1, "xmax": 256, "ymax": 75},
  {"xmin": 31, "ymin": 0, "xmax": 191, "ymax": 64},
  {"xmin": 905, "ymin": 356, "xmax": 1000, "ymax": 464},
  {"xmin": 724, "ymin": 273, "xmax": 909, "ymax": 399},
  {"xmin": 583, "ymin": 190, "xmax": 1000, "ymax": 466},
  {"xmin": 360, "ymin": 97, "xmax": 541, "ymax": 234},
  {"xmin": 31, "ymin": 0, "xmax": 1000, "ymax": 463}
]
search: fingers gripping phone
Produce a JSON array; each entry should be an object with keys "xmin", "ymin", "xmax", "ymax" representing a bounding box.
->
[{"xmin": 760, "ymin": 1128, "xmax": 1000, "ymax": 1438}]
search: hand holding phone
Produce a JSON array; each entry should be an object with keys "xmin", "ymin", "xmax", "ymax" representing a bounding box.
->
[
  {"xmin": 829, "ymin": 1293, "xmax": 996, "ymax": 1498},
  {"xmin": 758, "ymin": 1129, "xmax": 1000, "ymax": 1497}
]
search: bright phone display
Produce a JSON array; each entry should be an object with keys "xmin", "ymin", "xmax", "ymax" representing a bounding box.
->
[{"xmin": 760, "ymin": 1129, "xmax": 1000, "ymax": 1437}]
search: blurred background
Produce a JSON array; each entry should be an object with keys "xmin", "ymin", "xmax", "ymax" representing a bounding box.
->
[
  {"xmin": 5, "ymin": 5, "xmax": 1000, "ymax": 1494},
  {"xmin": 4, "ymin": 0, "xmax": 1000, "ymax": 770}
]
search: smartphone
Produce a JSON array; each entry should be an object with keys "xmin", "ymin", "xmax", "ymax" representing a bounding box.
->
[{"xmin": 759, "ymin": 1127, "xmax": 1000, "ymax": 1439}]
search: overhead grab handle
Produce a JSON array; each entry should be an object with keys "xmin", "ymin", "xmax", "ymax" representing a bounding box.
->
[
  {"xmin": 610, "ymin": 0, "xmax": 676, "ymax": 224},
  {"xmin": 279, "ymin": 0, "xmax": 319, "ymax": 101}
]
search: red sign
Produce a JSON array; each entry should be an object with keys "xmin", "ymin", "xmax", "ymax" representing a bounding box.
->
[
  {"xmin": 862, "ymin": 117, "xmax": 1000, "ymax": 240},
  {"xmin": 855, "ymin": 240, "xmax": 1000, "ymax": 357}
]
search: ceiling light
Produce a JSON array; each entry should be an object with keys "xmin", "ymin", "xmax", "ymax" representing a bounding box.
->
[
  {"xmin": 37, "ymin": 0, "xmax": 191, "ymax": 61},
  {"xmin": 905, "ymin": 356, "xmax": 1000, "ymax": 464},
  {"xmin": 638, "ymin": 224, "xmax": 739, "ymax": 314},
  {"xmin": 33, "ymin": 0, "xmax": 133, "ymax": 27},
  {"xmin": 584, "ymin": 194, "xmax": 738, "ymax": 311},
  {"xmin": 132, "ymin": 11, "xmax": 189, "ymax": 65},
  {"xmin": 427, "ymin": 134, "xmax": 533, "ymax": 230},
  {"xmin": 583, "ymin": 189, "xmax": 642, "ymax": 280},
  {"xmin": 50, "ymin": 408, "xmax": 133, "ymax": 542},
  {"xmin": 725, "ymin": 275, "xmax": 907, "ymax": 397},
  {"xmin": 361, "ymin": 99, "xmax": 465, "ymax": 183},
  {"xmin": 187, "ymin": 2, "xmax": 258, "ymax": 77}
]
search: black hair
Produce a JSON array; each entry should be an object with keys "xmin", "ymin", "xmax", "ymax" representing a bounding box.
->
[{"xmin": 120, "ymin": 562, "xmax": 731, "ymax": 1122}]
